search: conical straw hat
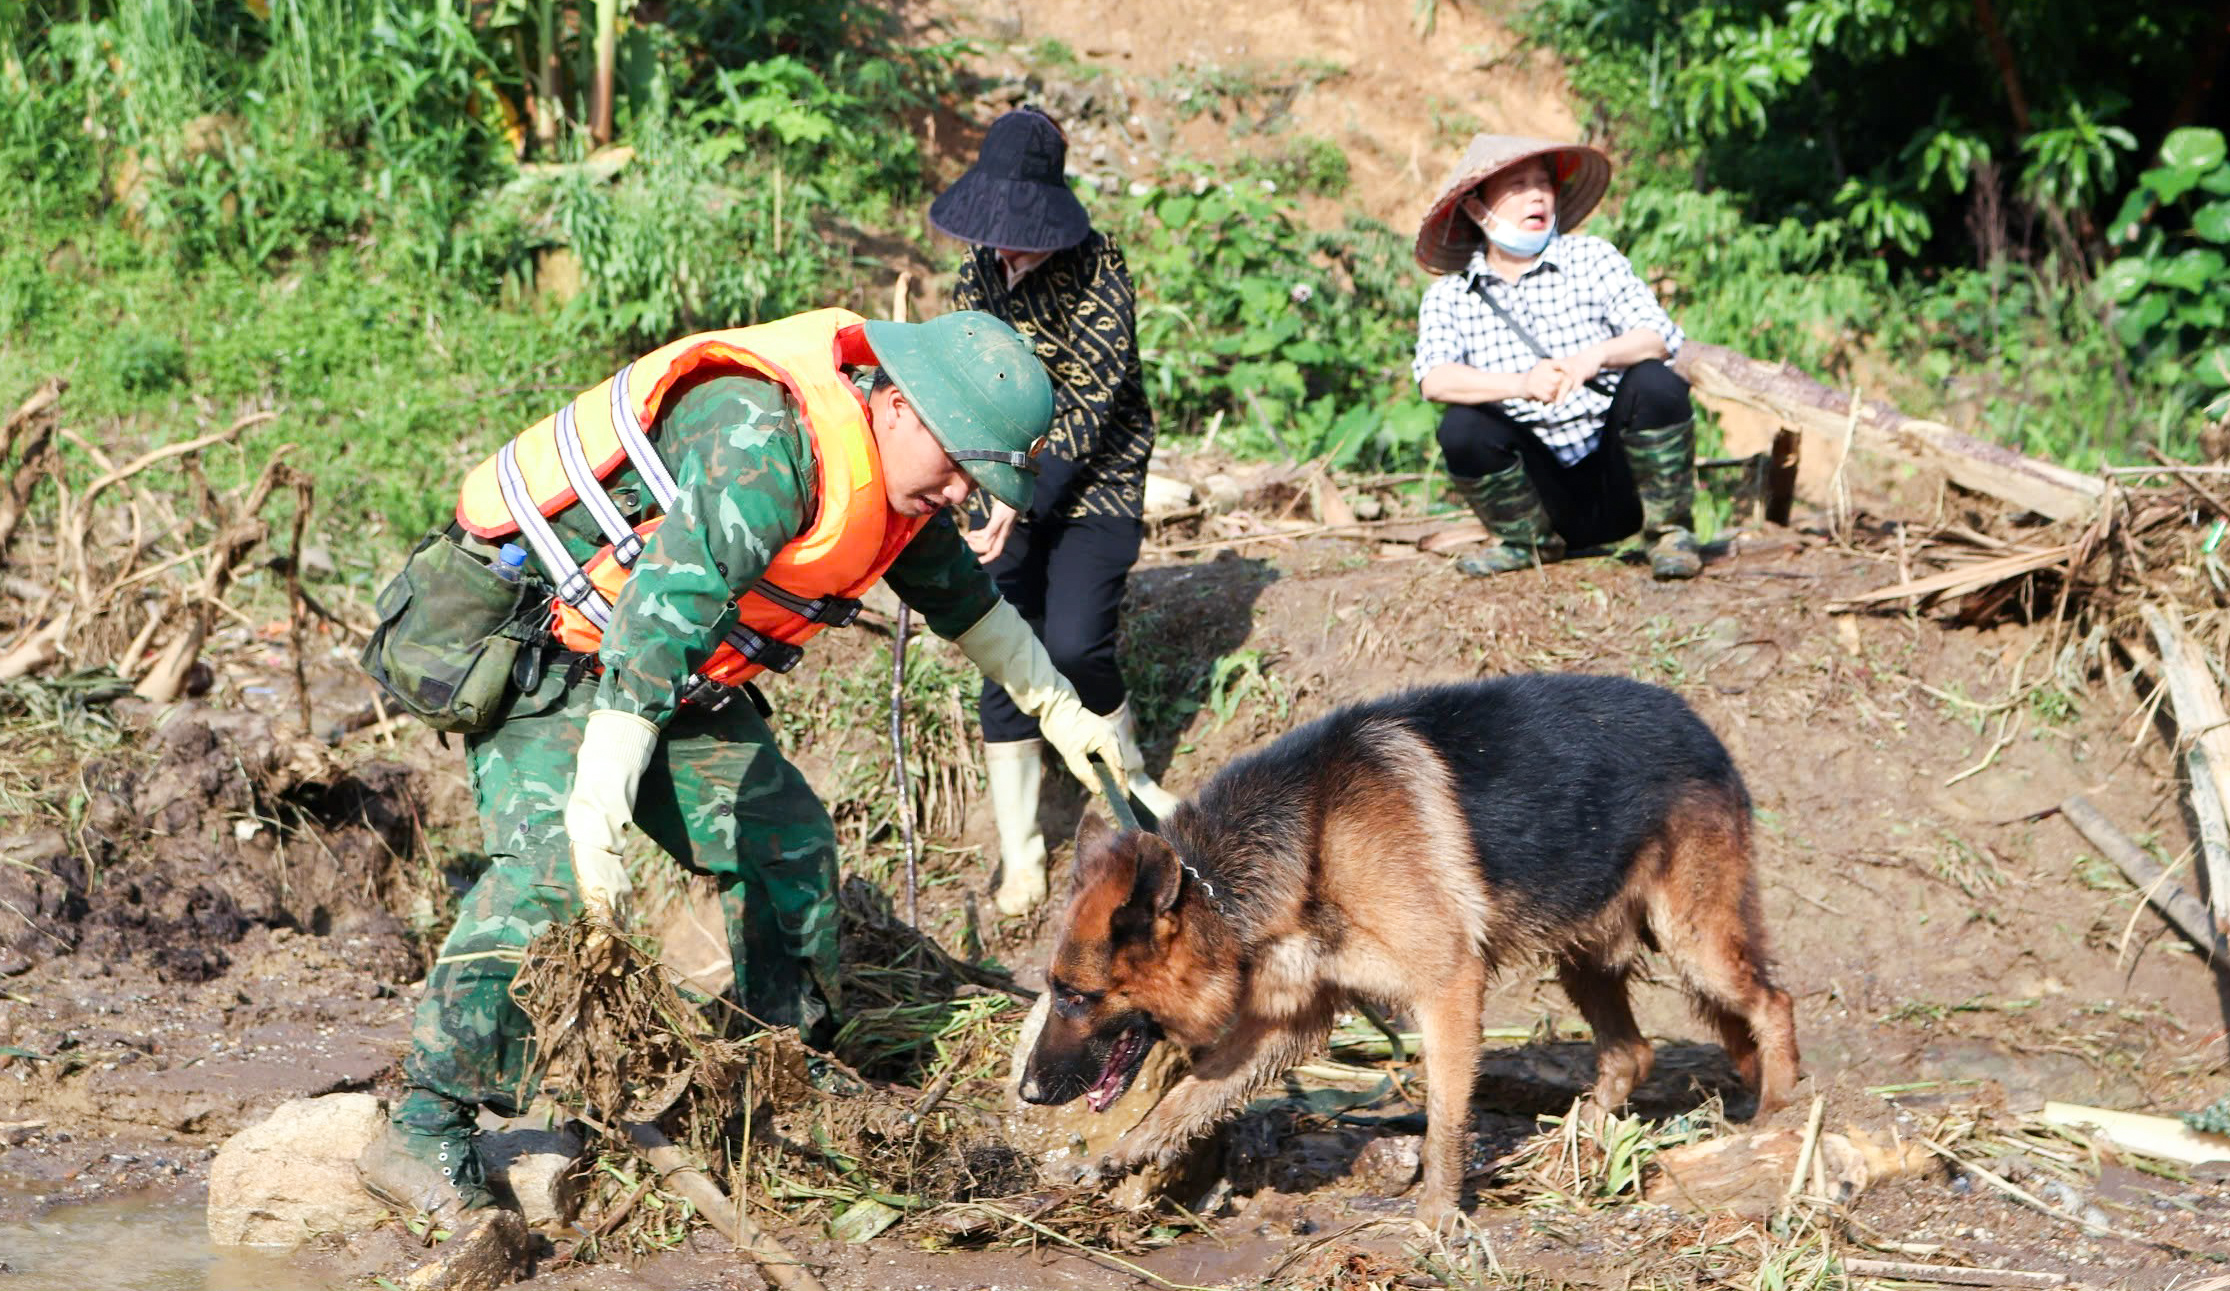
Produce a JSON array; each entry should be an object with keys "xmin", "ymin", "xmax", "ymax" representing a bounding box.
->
[{"xmin": 1413, "ymin": 134, "xmax": 1611, "ymax": 275}]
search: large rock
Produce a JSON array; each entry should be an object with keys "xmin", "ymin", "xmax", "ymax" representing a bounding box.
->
[
  {"xmin": 207, "ymin": 1093, "xmax": 389, "ymax": 1246},
  {"xmin": 482, "ymin": 1123, "xmax": 586, "ymax": 1228}
]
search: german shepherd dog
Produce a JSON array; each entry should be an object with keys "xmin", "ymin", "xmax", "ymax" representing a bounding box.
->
[{"xmin": 1018, "ymin": 674, "xmax": 1799, "ymax": 1223}]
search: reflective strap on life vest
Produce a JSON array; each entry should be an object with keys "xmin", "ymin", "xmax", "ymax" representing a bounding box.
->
[
  {"xmin": 719, "ymin": 623, "xmax": 803, "ymax": 672},
  {"xmin": 497, "ymin": 440, "xmax": 614, "ymax": 630},
  {"xmin": 750, "ymin": 581, "xmax": 862, "ymax": 627},
  {"xmin": 610, "ymin": 361, "xmax": 683, "ymax": 513},
  {"xmin": 554, "ymin": 401, "xmax": 644, "ymax": 567}
]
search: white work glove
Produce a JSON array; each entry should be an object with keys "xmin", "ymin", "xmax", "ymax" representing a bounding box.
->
[
  {"xmin": 955, "ymin": 601, "xmax": 1137, "ymax": 786},
  {"xmin": 562, "ymin": 709, "xmax": 661, "ymax": 926}
]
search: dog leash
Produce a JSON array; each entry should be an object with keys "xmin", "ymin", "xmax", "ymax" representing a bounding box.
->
[
  {"xmin": 1090, "ymin": 756, "xmax": 1142, "ymax": 833},
  {"xmin": 1091, "ymin": 756, "xmax": 1218, "ymax": 901}
]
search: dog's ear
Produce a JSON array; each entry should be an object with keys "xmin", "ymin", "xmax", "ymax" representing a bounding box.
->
[
  {"xmin": 1129, "ymin": 835, "xmax": 1185, "ymax": 916},
  {"xmin": 1075, "ymin": 809, "xmax": 1111, "ymax": 853},
  {"xmin": 1072, "ymin": 809, "xmax": 1123, "ymax": 891}
]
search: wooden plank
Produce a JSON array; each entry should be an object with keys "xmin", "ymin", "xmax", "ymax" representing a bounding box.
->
[
  {"xmin": 2139, "ymin": 604, "xmax": 2230, "ymax": 938},
  {"xmin": 1675, "ymin": 342, "xmax": 2103, "ymax": 521},
  {"xmin": 2040, "ymin": 1101, "xmax": 2230, "ymax": 1166},
  {"xmin": 2059, "ymin": 794, "xmax": 2229, "ymax": 963},
  {"xmin": 1828, "ymin": 545, "xmax": 2070, "ymax": 609}
]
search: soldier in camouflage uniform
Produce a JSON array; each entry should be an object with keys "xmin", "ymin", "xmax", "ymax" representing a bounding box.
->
[{"xmin": 358, "ymin": 311, "xmax": 1134, "ymax": 1223}]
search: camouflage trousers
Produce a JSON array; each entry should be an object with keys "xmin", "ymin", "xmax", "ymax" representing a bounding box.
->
[{"xmin": 400, "ymin": 663, "xmax": 840, "ymax": 1120}]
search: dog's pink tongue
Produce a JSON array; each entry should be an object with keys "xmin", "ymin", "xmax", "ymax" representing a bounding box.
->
[{"xmin": 1085, "ymin": 1035, "xmax": 1134, "ymax": 1112}]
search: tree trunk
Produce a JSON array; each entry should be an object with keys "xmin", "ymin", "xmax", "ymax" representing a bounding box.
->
[
  {"xmin": 1972, "ymin": 0, "xmax": 2031, "ymax": 136},
  {"xmin": 590, "ymin": 0, "xmax": 616, "ymax": 145},
  {"xmin": 1671, "ymin": 341, "xmax": 2104, "ymax": 521}
]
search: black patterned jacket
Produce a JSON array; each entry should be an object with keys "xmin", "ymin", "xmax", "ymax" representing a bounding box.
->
[{"xmin": 952, "ymin": 232, "xmax": 1155, "ymax": 523}]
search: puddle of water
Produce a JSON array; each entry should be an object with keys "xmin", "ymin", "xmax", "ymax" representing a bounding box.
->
[{"xmin": 0, "ymin": 1193, "xmax": 310, "ymax": 1291}]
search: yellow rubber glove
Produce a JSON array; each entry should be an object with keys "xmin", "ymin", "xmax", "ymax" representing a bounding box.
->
[
  {"xmin": 955, "ymin": 601, "xmax": 1136, "ymax": 786},
  {"xmin": 563, "ymin": 709, "xmax": 660, "ymax": 925}
]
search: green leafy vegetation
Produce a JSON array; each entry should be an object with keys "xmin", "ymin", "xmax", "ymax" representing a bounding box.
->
[
  {"xmin": 1525, "ymin": 0, "xmax": 2230, "ymax": 467},
  {"xmin": 1106, "ymin": 174, "xmax": 1438, "ymax": 471},
  {"xmin": 0, "ymin": 0, "xmax": 957, "ymax": 539}
]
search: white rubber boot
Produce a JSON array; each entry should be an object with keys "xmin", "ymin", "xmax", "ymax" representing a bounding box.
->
[
  {"xmin": 985, "ymin": 738, "xmax": 1048, "ymax": 916},
  {"xmin": 1110, "ymin": 702, "xmax": 1181, "ymax": 823}
]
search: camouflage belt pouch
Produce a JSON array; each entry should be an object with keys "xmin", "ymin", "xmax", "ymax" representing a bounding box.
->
[{"xmin": 360, "ymin": 529, "xmax": 547, "ymax": 735}]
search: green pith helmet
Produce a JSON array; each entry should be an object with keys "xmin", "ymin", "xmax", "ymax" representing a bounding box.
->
[{"xmin": 863, "ymin": 310, "xmax": 1054, "ymax": 511}]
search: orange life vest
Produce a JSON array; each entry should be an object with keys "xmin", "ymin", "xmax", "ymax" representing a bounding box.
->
[{"xmin": 454, "ymin": 308, "xmax": 926, "ymax": 689}]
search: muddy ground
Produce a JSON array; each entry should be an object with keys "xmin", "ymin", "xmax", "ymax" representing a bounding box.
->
[{"xmin": 3, "ymin": 451, "xmax": 2228, "ymax": 1288}]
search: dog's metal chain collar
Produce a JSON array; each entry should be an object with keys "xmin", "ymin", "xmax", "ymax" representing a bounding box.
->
[{"xmin": 1092, "ymin": 758, "xmax": 1218, "ymax": 904}]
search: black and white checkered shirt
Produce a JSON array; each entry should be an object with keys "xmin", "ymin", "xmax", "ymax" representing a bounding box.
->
[{"xmin": 1412, "ymin": 236, "xmax": 1684, "ymax": 465}]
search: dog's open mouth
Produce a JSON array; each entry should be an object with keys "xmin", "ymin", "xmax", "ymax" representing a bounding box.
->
[{"xmin": 1085, "ymin": 1022, "xmax": 1154, "ymax": 1112}]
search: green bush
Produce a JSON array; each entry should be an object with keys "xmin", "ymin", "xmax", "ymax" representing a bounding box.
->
[
  {"xmin": 1104, "ymin": 172, "xmax": 1436, "ymax": 472},
  {"xmin": 97, "ymin": 328, "xmax": 187, "ymax": 394},
  {"xmin": 2101, "ymin": 127, "xmax": 2230, "ymax": 386},
  {"xmin": 1526, "ymin": 0, "xmax": 2225, "ymax": 460}
]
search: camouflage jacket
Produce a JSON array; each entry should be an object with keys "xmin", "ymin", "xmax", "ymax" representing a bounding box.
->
[{"xmin": 526, "ymin": 372, "xmax": 1000, "ymax": 726}]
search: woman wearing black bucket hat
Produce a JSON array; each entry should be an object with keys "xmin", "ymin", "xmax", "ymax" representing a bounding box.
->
[{"xmin": 930, "ymin": 106, "xmax": 1177, "ymax": 918}]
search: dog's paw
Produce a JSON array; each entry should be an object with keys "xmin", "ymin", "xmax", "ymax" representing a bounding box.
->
[
  {"xmin": 1049, "ymin": 1155, "xmax": 1113, "ymax": 1188},
  {"xmin": 1413, "ymin": 1194, "xmax": 1464, "ymax": 1232}
]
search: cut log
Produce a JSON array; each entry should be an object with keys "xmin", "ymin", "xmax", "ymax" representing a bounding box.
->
[
  {"xmin": 0, "ymin": 379, "xmax": 63, "ymax": 556},
  {"xmin": 2040, "ymin": 1101, "xmax": 2230, "ymax": 1166},
  {"xmin": 1674, "ymin": 341, "xmax": 2103, "ymax": 521},
  {"xmin": 2059, "ymin": 794, "xmax": 2229, "ymax": 963},
  {"xmin": 1646, "ymin": 1125, "xmax": 1931, "ymax": 1217},
  {"xmin": 400, "ymin": 1210, "xmax": 527, "ymax": 1291},
  {"xmin": 2138, "ymin": 605, "xmax": 2230, "ymax": 938},
  {"xmin": 0, "ymin": 377, "xmax": 65, "ymax": 462}
]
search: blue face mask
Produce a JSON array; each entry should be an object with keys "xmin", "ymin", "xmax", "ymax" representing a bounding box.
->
[{"xmin": 1483, "ymin": 211, "xmax": 1557, "ymax": 259}]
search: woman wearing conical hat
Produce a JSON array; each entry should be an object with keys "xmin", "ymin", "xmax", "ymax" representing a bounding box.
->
[
  {"xmin": 930, "ymin": 106, "xmax": 1179, "ymax": 917},
  {"xmin": 1412, "ymin": 135, "xmax": 1701, "ymax": 580}
]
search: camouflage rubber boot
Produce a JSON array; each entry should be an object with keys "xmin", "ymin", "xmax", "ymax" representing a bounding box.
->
[
  {"xmin": 1623, "ymin": 419, "xmax": 1702, "ymax": 580},
  {"xmin": 357, "ymin": 1089, "xmax": 496, "ymax": 1224},
  {"xmin": 1450, "ymin": 464, "xmax": 1565, "ymax": 577}
]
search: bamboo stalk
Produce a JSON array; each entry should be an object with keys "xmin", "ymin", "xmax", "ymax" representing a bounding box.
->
[
  {"xmin": 625, "ymin": 1122, "xmax": 824, "ymax": 1291},
  {"xmin": 590, "ymin": 0, "xmax": 617, "ymax": 144},
  {"xmin": 2138, "ymin": 604, "xmax": 2230, "ymax": 937},
  {"xmin": 1841, "ymin": 1258, "xmax": 2064, "ymax": 1287},
  {"xmin": 2059, "ymin": 794, "xmax": 2227, "ymax": 963}
]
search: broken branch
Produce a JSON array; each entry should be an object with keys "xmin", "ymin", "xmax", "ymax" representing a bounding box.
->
[
  {"xmin": 625, "ymin": 1122, "xmax": 823, "ymax": 1291},
  {"xmin": 2058, "ymin": 794, "xmax": 2228, "ymax": 964}
]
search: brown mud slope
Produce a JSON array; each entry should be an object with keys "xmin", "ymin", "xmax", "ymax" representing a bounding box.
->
[
  {"xmin": 904, "ymin": 0, "xmax": 1577, "ymax": 231},
  {"xmin": 4, "ymin": 477, "xmax": 2228, "ymax": 1287}
]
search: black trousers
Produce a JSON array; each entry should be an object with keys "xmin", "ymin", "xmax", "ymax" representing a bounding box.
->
[
  {"xmin": 1435, "ymin": 359, "xmax": 1693, "ymax": 550},
  {"xmin": 978, "ymin": 514, "xmax": 1141, "ymax": 743}
]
